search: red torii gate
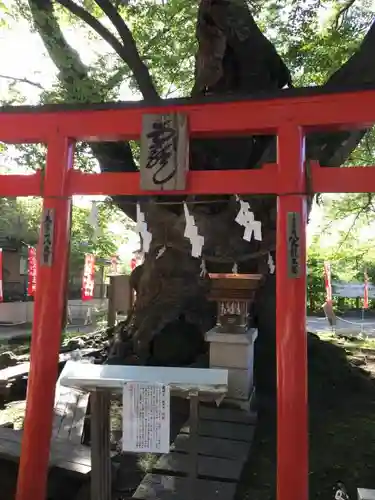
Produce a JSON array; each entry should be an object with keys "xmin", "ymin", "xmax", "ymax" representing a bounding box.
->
[{"xmin": 1, "ymin": 88, "xmax": 375, "ymax": 500}]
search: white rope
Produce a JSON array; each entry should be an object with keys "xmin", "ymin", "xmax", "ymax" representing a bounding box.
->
[{"xmin": 334, "ymin": 315, "xmax": 375, "ymax": 327}]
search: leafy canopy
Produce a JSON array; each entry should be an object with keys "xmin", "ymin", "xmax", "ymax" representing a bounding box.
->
[
  {"xmin": 0, "ymin": 196, "xmax": 134, "ymax": 272},
  {"xmin": 1, "ymin": 0, "xmax": 375, "ymax": 281}
]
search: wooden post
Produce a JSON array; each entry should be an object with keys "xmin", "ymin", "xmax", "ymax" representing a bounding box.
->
[
  {"xmin": 107, "ymin": 276, "xmax": 116, "ymax": 328},
  {"xmin": 140, "ymin": 113, "xmax": 189, "ymax": 191},
  {"xmin": 90, "ymin": 390, "xmax": 112, "ymax": 500},
  {"xmin": 188, "ymin": 392, "xmax": 199, "ymax": 500},
  {"xmin": 108, "ymin": 275, "xmax": 132, "ymax": 327},
  {"xmin": 16, "ymin": 137, "xmax": 73, "ymax": 500},
  {"xmin": 276, "ymin": 126, "xmax": 308, "ymax": 500}
]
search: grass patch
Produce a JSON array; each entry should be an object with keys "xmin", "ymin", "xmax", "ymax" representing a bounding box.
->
[
  {"xmin": 239, "ymin": 333, "xmax": 375, "ymax": 500},
  {"xmin": 0, "ymin": 401, "xmax": 26, "ymax": 430},
  {"xmin": 318, "ymin": 331, "xmax": 375, "ymax": 352}
]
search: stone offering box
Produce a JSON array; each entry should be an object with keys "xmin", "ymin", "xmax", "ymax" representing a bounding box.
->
[{"xmin": 205, "ymin": 273, "xmax": 263, "ymax": 409}]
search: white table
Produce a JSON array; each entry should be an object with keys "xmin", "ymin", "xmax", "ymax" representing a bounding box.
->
[{"xmin": 60, "ymin": 361, "xmax": 228, "ymax": 500}]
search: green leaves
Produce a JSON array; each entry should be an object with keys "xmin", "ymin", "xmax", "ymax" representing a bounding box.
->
[
  {"xmin": 309, "ymin": 191, "xmax": 375, "ymax": 289},
  {"xmin": 0, "ymin": 197, "xmax": 133, "ymax": 274},
  {"xmin": 68, "ymin": 201, "xmax": 133, "ymax": 273}
]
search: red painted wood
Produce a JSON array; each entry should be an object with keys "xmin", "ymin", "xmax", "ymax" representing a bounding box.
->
[
  {"xmin": 311, "ymin": 162, "xmax": 375, "ymax": 193},
  {"xmin": 3, "ymin": 163, "xmax": 375, "ymax": 198},
  {"xmin": 276, "ymin": 126, "xmax": 308, "ymax": 500},
  {"xmin": 0, "ymin": 88, "xmax": 375, "ymax": 143},
  {"xmin": 67, "ymin": 164, "xmax": 280, "ymax": 196},
  {"xmin": 0, "ymin": 89, "xmax": 373, "ymax": 500},
  {"xmin": 15, "ymin": 137, "xmax": 73, "ymax": 500},
  {"xmin": 0, "ymin": 172, "xmax": 43, "ymax": 197}
]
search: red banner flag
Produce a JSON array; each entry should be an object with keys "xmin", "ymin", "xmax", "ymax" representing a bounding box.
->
[
  {"xmin": 323, "ymin": 261, "xmax": 332, "ymax": 303},
  {"xmin": 364, "ymin": 270, "xmax": 369, "ymax": 309},
  {"xmin": 0, "ymin": 249, "xmax": 3, "ymax": 303},
  {"xmin": 82, "ymin": 254, "xmax": 95, "ymax": 301},
  {"xmin": 130, "ymin": 257, "xmax": 137, "ymax": 271},
  {"xmin": 27, "ymin": 247, "xmax": 37, "ymax": 296}
]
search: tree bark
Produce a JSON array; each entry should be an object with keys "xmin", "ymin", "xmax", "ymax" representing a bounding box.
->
[{"xmin": 29, "ymin": 1, "xmax": 375, "ymax": 386}]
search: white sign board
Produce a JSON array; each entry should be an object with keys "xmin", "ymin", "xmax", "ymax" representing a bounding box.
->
[
  {"xmin": 332, "ymin": 281, "xmax": 375, "ymax": 299},
  {"xmin": 122, "ymin": 382, "xmax": 170, "ymax": 454}
]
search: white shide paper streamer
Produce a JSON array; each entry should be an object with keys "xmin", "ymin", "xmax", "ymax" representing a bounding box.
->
[
  {"xmin": 235, "ymin": 197, "xmax": 262, "ymax": 243},
  {"xmin": 183, "ymin": 203, "xmax": 204, "ymax": 258},
  {"xmin": 136, "ymin": 203, "xmax": 152, "ymax": 253}
]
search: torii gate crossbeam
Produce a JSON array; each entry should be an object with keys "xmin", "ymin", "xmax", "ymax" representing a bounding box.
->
[{"xmin": 0, "ymin": 87, "xmax": 375, "ymax": 500}]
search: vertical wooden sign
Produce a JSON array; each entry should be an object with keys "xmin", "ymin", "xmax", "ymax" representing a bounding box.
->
[
  {"xmin": 140, "ymin": 113, "xmax": 189, "ymax": 191},
  {"xmin": 287, "ymin": 212, "xmax": 301, "ymax": 278},
  {"xmin": 41, "ymin": 208, "xmax": 55, "ymax": 267}
]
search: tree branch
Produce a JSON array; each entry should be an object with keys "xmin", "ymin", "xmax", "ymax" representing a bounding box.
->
[
  {"xmin": 0, "ymin": 74, "xmax": 45, "ymax": 90},
  {"xmin": 306, "ymin": 19, "xmax": 375, "ymax": 167},
  {"xmin": 28, "ymin": 0, "xmax": 138, "ymax": 219},
  {"xmin": 333, "ymin": 0, "xmax": 357, "ymax": 30},
  {"xmin": 336, "ymin": 193, "xmax": 373, "ymax": 251},
  {"xmin": 55, "ymin": 0, "xmax": 159, "ymax": 101}
]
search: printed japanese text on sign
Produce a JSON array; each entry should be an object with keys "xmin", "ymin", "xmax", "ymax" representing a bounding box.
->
[{"xmin": 122, "ymin": 382, "xmax": 170, "ymax": 454}]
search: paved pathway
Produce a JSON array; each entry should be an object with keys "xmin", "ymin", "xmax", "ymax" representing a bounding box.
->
[
  {"xmin": 307, "ymin": 316, "xmax": 375, "ymax": 338},
  {"xmin": 2, "ymin": 316, "xmax": 375, "ymax": 342}
]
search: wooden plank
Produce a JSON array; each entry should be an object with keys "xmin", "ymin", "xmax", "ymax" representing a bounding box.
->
[
  {"xmin": 90, "ymin": 390, "xmax": 111, "ymax": 500},
  {"xmin": 52, "ymin": 387, "xmax": 89, "ymax": 444},
  {"xmin": 140, "ymin": 113, "xmax": 189, "ymax": 191},
  {"xmin": 171, "ymin": 434, "xmax": 250, "ymax": 461},
  {"xmin": 199, "ymin": 406, "xmax": 257, "ymax": 425},
  {"xmin": 154, "ymin": 451, "xmax": 242, "ymax": 481},
  {"xmin": 52, "ymin": 385, "xmax": 77, "ymax": 440},
  {"xmin": 133, "ymin": 474, "xmax": 236, "ymax": 500},
  {"xmin": 69, "ymin": 391, "xmax": 90, "ymax": 443},
  {"xmin": 180, "ymin": 420, "xmax": 254, "ymax": 442},
  {"xmin": 0, "ymin": 427, "xmax": 91, "ymax": 464},
  {"xmin": 111, "ymin": 274, "xmax": 132, "ymax": 312},
  {"xmin": 0, "ymin": 427, "xmax": 91, "ymax": 474},
  {"xmin": 52, "ymin": 357, "xmax": 91, "ymax": 444}
]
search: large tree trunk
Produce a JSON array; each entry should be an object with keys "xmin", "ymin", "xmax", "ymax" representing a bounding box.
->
[
  {"xmin": 29, "ymin": 0, "xmax": 375, "ymax": 394},
  {"xmin": 111, "ymin": 4, "xmax": 375, "ymax": 386}
]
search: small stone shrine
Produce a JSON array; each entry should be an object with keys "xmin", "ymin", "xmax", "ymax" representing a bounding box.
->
[{"xmin": 205, "ymin": 273, "xmax": 263, "ymax": 409}]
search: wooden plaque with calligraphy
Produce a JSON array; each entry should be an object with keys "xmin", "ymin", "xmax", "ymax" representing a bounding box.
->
[
  {"xmin": 287, "ymin": 212, "xmax": 301, "ymax": 278},
  {"xmin": 41, "ymin": 208, "xmax": 55, "ymax": 267},
  {"xmin": 140, "ymin": 113, "xmax": 189, "ymax": 191}
]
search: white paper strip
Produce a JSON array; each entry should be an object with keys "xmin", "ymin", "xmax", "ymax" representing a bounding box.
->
[
  {"xmin": 156, "ymin": 246, "xmax": 167, "ymax": 260},
  {"xmin": 183, "ymin": 202, "xmax": 204, "ymax": 257},
  {"xmin": 268, "ymin": 253, "xmax": 276, "ymax": 274},
  {"xmin": 235, "ymin": 197, "xmax": 262, "ymax": 243},
  {"xmin": 136, "ymin": 203, "xmax": 152, "ymax": 253},
  {"xmin": 200, "ymin": 259, "xmax": 207, "ymax": 277},
  {"xmin": 122, "ymin": 382, "xmax": 170, "ymax": 454}
]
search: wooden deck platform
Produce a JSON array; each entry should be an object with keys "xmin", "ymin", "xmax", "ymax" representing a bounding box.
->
[
  {"xmin": 0, "ymin": 427, "xmax": 91, "ymax": 475},
  {"xmin": 52, "ymin": 376, "xmax": 90, "ymax": 444},
  {"xmin": 0, "ymin": 359, "xmax": 93, "ymax": 475},
  {"xmin": 133, "ymin": 405, "xmax": 257, "ymax": 500}
]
